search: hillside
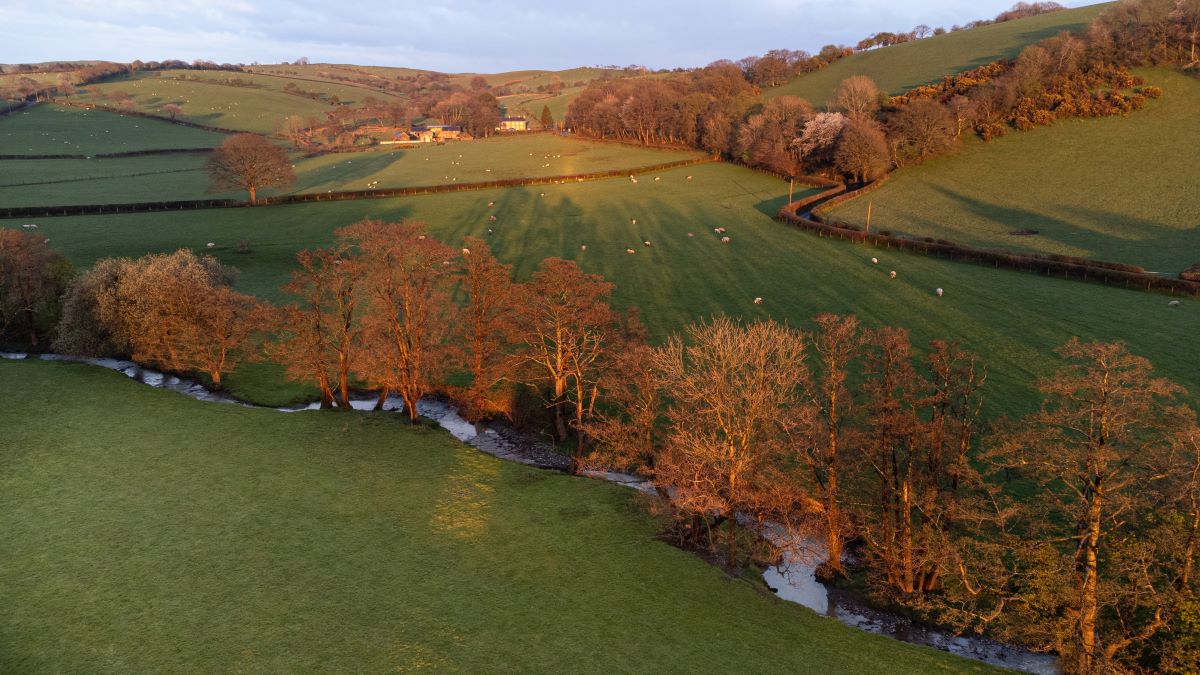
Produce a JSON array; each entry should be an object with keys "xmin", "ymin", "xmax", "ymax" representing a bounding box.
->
[
  {"xmin": 0, "ymin": 360, "xmax": 991, "ymax": 673},
  {"xmin": 9, "ymin": 161, "xmax": 1196, "ymax": 417},
  {"xmin": 71, "ymin": 70, "xmax": 398, "ymax": 133},
  {"xmin": 765, "ymin": 3, "xmax": 1109, "ymax": 106},
  {"xmin": 0, "ymin": 105, "xmax": 226, "ymax": 154},
  {"xmin": 825, "ymin": 68, "xmax": 1200, "ymax": 274}
]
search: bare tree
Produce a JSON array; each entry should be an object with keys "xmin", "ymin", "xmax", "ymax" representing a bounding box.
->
[
  {"xmin": 206, "ymin": 133, "xmax": 294, "ymax": 204},
  {"xmin": 835, "ymin": 75, "xmax": 881, "ymax": 120}
]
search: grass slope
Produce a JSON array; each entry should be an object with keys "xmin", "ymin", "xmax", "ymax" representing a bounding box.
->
[
  {"xmin": 826, "ymin": 69, "xmax": 1200, "ymax": 273},
  {"xmin": 0, "ymin": 104, "xmax": 226, "ymax": 154},
  {"xmin": 766, "ymin": 4, "xmax": 1108, "ymax": 106},
  {"xmin": 7, "ymin": 162, "xmax": 1196, "ymax": 415},
  {"xmin": 0, "ymin": 359, "xmax": 990, "ymax": 673},
  {"xmin": 74, "ymin": 72, "xmax": 342, "ymax": 134},
  {"xmin": 0, "ymin": 134, "xmax": 702, "ymax": 207}
]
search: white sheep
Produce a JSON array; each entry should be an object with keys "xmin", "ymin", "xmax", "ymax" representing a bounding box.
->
[
  {"xmin": 488, "ymin": 201, "xmax": 494, "ymax": 207},
  {"xmin": 418, "ymin": 235, "xmax": 426, "ymax": 240},
  {"xmin": 871, "ymin": 257, "xmax": 879, "ymax": 265},
  {"xmin": 936, "ymin": 288, "xmax": 944, "ymax": 297},
  {"xmin": 206, "ymin": 242, "xmax": 215, "ymax": 248},
  {"xmin": 462, "ymin": 248, "xmax": 471, "ymax": 256},
  {"xmin": 643, "ymin": 240, "xmax": 652, "ymax": 247},
  {"xmin": 581, "ymin": 245, "xmax": 588, "ymax": 251},
  {"xmin": 626, "ymin": 248, "xmax": 636, "ymax": 254},
  {"xmin": 754, "ymin": 297, "xmax": 763, "ymax": 305},
  {"xmin": 889, "ymin": 270, "xmax": 897, "ymax": 279},
  {"xmin": 489, "ymin": 215, "xmax": 497, "ymax": 221},
  {"xmin": 1168, "ymin": 300, "xmax": 1181, "ymax": 307},
  {"xmin": 540, "ymin": 192, "xmax": 545, "ymax": 197},
  {"xmin": 654, "ymin": 176, "xmax": 661, "ymax": 181},
  {"xmin": 687, "ymin": 232, "xmax": 694, "ymax": 237},
  {"xmin": 686, "ymin": 175, "xmax": 693, "ymax": 180},
  {"xmin": 487, "ymin": 229, "xmax": 493, "ymax": 235},
  {"xmin": 21, "ymin": 223, "xmax": 37, "ymax": 229},
  {"xmin": 631, "ymin": 218, "xmax": 637, "ymax": 225},
  {"xmin": 721, "ymin": 236, "xmax": 731, "ymax": 244}
]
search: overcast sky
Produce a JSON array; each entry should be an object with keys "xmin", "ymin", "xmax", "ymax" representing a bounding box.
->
[{"xmin": 3, "ymin": 0, "xmax": 1102, "ymax": 73}]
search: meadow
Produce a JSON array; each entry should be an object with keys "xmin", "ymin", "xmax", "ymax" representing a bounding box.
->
[
  {"xmin": 8, "ymin": 162, "xmax": 1196, "ymax": 415},
  {"xmin": 826, "ymin": 69, "xmax": 1200, "ymax": 274},
  {"xmin": 0, "ymin": 104, "xmax": 226, "ymax": 154},
  {"xmin": 0, "ymin": 359, "xmax": 991, "ymax": 673},
  {"xmin": 765, "ymin": 3, "xmax": 1107, "ymax": 106},
  {"xmin": 73, "ymin": 71, "xmax": 352, "ymax": 134},
  {"xmin": 0, "ymin": 126, "xmax": 703, "ymax": 207}
]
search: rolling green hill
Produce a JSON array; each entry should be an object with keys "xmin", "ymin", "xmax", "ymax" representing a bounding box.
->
[
  {"xmin": 8, "ymin": 162, "xmax": 1196, "ymax": 416},
  {"xmin": 0, "ymin": 359, "xmax": 992, "ymax": 673},
  {"xmin": 0, "ymin": 104, "xmax": 226, "ymax": 154},
  {"xmin": 765, "ymin": 3, "xmax": 1109, "ymax": 106},
  {"xmin": 825, "ymin": 69, "xmax": 1200, "ymax": 274}
]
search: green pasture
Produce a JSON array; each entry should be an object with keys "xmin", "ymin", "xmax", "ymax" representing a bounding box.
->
[
  {"xmin": 766, "ymin": 3, "xmax": 1108, "ymax": 106},
  {"xmin": 0, "ymin": 359, "xmax": 992, "ymax": 674},
  {"xmin": 0, "ymin": 104, "xmax": 226, "ymax": 155},
  {"xmin": 284, "ymin": 133, "xmax": 701, "ymax": 196},
  {"xmin": 504, "ymin": 86, "xmax": 585, "ymax": 125},
  {"xmin": 7, "ymin": 162, "xmax": 1196, "ymax": 415},
  {"xmin": 827, "ymin": 69, "xmax": 1200, "ymax": 274},
  {"xmin": 0, "ymin": 133, "xmax": 702, "ymax": 207},
  {"xmin": 74, "ymin": 73, "xmax": 339, "ymax": 134}
]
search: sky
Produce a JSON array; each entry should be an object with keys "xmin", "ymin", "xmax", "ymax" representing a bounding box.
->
[{"xmin": 2, "ymin": 0, "xmax": 1103, "ymax": 74}]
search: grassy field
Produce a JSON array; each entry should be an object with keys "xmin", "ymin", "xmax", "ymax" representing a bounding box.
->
[
  {"xmin": 0, "ymin": 104, "xmax": 226, "ymax": 154},
  {"xmin": 765, "ymin": 3, "xmax": 1108, "ymax": 106},
  {"xmin": 826, "ymin": 69, "xmax": 1200, "ymax": 274},
  {"xmin": 7, "ymin": 162, "xmax": 1196, "ymax": 414},
  {"xmin": 0, "ymin": 359, "xmax": 991, "ymax": 673},
  {"xmin": 74, "ymin": 72, "xmax": 344, "ymax": 134},
  {"xmin": 503, "ymin": 86, "xmax": 586, "ymax": 125},
  {"xmin": 0, "ymin": 133, "xmax": 702, "ymax": 207}
]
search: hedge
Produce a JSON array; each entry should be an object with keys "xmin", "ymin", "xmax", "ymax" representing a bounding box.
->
[{"xmin": 780, "ymin": 181, "xmax": 1200, "ymax": 298}]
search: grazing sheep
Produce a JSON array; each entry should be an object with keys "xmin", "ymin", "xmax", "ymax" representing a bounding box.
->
[
  {"xmin": 206, "ymin": 242, "xmax": 215, "ymax": 248},
  {"xmin": 488, "ymin": 201, "xmax": 494, "ymax": 207},
  {"xmin": 631, "ymin": 218, "xmax": 637, "ymax": 225},
  {"xmin": 488, "ymin": 229, "xmax": 493, "ymax": 235},
  {"xmin": 654, "ymin": 176, "xmax": 661, "ymax": 181},
  {"xmin": 721, "ymin": 236, "xmax": 731, "ymax": 244},
  {"xmin": 462, "ymin": 248, "xmax": 471, "ymax": 256},
  {"xmin": 687, "ymin": 232, "xmax": 694, "ymax": 237},
  {"xmin": 936, "ymin": 288, "xmax": 944, "ymax": 297},
  {"xmin": 1169, "ymin": 300, "xmax": 1181, "ymax": 307},
  {"xmin": 643, "ymin": 240, "xmax": 652, "ymax": 247},
  {"xmin": 418, "ymin": 235, "xmax": 426, "ymax": 240},
  {"xmin": 489, "ymin": 215, "xmax": 497, "ymax": 221},
  {"xmin": 686, "ymin": 175, "xmax": 693, "ymax": 180},
  {"xmin": 540, "ymin": 192, "xmax": 545, "ymax": 197},
  {"xmin": 889, "ymin": 270, "xmax": 897, "ymax": 279},
  {"xmin": 871, "ymin": 257, "xmax": 878, "ymax": 264},
  {"xmin": 626, "ymin": 248, "xmax": 636, "ymax": 254},
  {"xmin": 581, "ymin": 244, "xmax": 587, "ymax": 251},
  {"xmin": 754, "ymin": 297, "xmax": 763, "ymax": 305},
  {"xmin": 21, "ymin": 223, "xmax": 37, "ymax": 229}
]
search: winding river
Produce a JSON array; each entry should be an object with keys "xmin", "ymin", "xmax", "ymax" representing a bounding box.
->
[{"xmin": 2, "ymin": 352, "xmax": 1058, "ymax": 673}]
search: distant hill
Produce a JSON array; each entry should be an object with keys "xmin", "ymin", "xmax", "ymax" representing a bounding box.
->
[{"xmin": 765, "ymin": 3, "xmax": 1110, "ymax": 106}]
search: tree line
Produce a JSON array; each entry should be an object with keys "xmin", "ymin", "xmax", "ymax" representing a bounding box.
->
[
  {"xmin": 566, "ymin": 0, "xmax": 1200, "ymax": 186},
  {"xmin": 1, "ymin": 222, "xmax": 1197, "ymax": 671}
]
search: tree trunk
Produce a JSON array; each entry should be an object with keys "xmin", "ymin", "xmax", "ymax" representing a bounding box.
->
[
  {"xmin": 373, "ymin": 387, "xmax": 390, "ymax": 412},
  {"xmin": 1077, "ymin": 492, "xmax": 1103, "ymax": 674},
  {"xmin": 248, "ymin": 185, "xmax": 257, "ymax": 205},
  {"xmin": 553, "ymin": 376, "xmax": 568, "ymax": 441}
]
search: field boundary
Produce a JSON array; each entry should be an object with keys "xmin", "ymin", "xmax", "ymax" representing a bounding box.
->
[
  {"xmin": 778, "ymin": 181, "xmax": 1200, "ymax": 297},
  {"xmin": 1, "ymin": 155, "xmax": 718, "ymax": 219}
]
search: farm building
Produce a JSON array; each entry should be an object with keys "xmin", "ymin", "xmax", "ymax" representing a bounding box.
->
[
  {"xmin": 497, "ymin": 117, "xmax": 528, "ymax": 131},
  {"xmin": 380, "ymin": 124, "xmax": 463, "ymax": 145}
]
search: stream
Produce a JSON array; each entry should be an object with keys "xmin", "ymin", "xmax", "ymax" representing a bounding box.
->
[{"xmin": 2, "ymin": 351, "xmax": 1058, "ymax": 673}]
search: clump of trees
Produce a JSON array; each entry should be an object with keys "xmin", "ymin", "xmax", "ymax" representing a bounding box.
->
[
  {"xmin": 585, "ymin": 315, "xmax": 1200, "ymax": 673},
  {"xmin": 55, "ymin": 249, "xmax": 266, "ymax": 387},
  {"xmin": 0, "ymin": 229, "xmax": 73, "ymax": 347}
]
